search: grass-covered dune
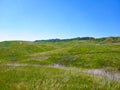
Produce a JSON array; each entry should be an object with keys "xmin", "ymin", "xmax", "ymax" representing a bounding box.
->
[
  {"xmin": 0, "ymin": 37, "xmax": 120, "ymax": 90},
  {"xmin": 0, "ymin": 41, "xmax": 55, "ymax": 62},
  {"xmin": 0, "ymin": 37, "xmax": 120, "ymax": 68}
]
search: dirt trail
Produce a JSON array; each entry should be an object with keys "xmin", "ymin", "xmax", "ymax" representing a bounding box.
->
[
  {"xmin": 82, "ymin": 69, "xmax": 120, "ymax": 81},
  {"xmin": 51, "ymin": 64, "xmax": 120, "ymax": 82},
  {"xmin": 5, "ymin": 63, "xmax": 120, "ymax": 82}
]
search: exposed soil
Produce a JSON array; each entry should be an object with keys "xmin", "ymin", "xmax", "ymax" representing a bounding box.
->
[{"xmin": 4, "ymin": 63, "xmax": 120, "ymax": 82}]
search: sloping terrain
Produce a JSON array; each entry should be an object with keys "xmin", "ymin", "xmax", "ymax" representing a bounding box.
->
[{"xmin": 0, "ymin": 37, "xmax": 120, "ymax": 90}]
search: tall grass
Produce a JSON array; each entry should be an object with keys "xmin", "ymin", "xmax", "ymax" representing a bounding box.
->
[{"xmin": 0, "ymin": 65, "xmax": 119, "ymax": 90}]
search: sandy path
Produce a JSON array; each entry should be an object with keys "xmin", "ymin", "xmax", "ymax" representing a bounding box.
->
[{"xmin": 5, "ymin": 63, "xmax": 120, "ymax": 82}]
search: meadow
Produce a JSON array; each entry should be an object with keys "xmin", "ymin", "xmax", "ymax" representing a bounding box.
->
[{"xmin": 0, "ymin": 37, "xmax": 120, "ymax": 90}]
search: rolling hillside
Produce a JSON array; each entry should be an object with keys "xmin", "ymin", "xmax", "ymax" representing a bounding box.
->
[
  {"xmin": 0, "ymin": 37, "xmax": 120, "ymax": 90},
  {"xmin": 0, "ymin": 37, "xmax": 120, "ymax": 68}
]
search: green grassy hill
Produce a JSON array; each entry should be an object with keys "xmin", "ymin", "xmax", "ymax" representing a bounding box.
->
[
  {"xmin": 0, "ymin": 41, "xmax": 55, "ymax": 62},
  {"xmin": 0, "ymin": 37, "xmax": 120, "ymax": 68},
  {"xmin": 0, "ymin": 37, "xmax": 120, "ymax": 90}
]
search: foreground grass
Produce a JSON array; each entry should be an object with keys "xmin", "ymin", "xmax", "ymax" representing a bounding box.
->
[{"xmin": 0, "ymin": 65, "xmax": 120, "ymax": 90}]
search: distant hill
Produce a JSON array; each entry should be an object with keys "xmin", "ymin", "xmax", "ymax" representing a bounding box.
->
[
  {"xmin": 35, "ymin": 37, "xmax": 95, "ymax": 42},
  {"xmin": 95, "ymin": 36, "xmax": 120, "ymax": 43},
  {"xmin": 35, "ymin": 36, "xmax": 120, "ymax": 43}
]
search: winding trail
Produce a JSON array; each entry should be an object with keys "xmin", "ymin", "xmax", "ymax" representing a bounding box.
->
[{"xmin": 5, "ymin": 63, "xmax": 120, "ymax": 82}]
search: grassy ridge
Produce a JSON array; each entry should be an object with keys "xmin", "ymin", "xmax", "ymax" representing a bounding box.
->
[
  {"xmin": 0, "ymin": 41, "xmax": 55, "ymax": 62},
  {"xmin": 0, "ymin": 39, "xmax": 120, "ymax": 68},
  {"xmin": 0, "ymin": 38, "xmax": 120, "ymax": 90},
  {"xmin": 20, "ymin": 42, "xmax": 120, "ymax": 68}
]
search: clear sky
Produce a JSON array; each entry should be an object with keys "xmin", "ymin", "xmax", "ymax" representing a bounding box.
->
[{"xmin": 0, "ymin": 0, "xmax": 120, "ymax": 41}]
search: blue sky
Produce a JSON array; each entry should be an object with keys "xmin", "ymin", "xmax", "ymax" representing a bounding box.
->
[{"xmin": 0, "ymin": 0, "xmax": 120, "ymax": 41}]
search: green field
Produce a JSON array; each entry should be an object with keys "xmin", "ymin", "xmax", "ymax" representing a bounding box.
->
[{"xmin": 0, "ymin": 37, "xmax": 120, "ymax": 90}]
